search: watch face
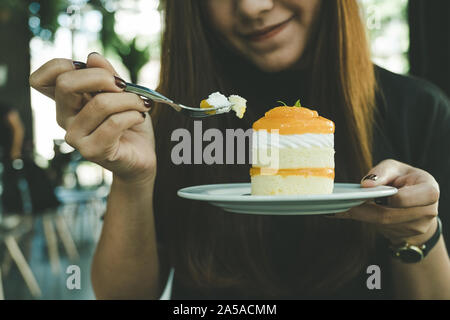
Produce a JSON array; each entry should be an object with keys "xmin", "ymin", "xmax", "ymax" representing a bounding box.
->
[{"xmin": 397, "ymin": 246, "xmax": 424, "ymax": 263}]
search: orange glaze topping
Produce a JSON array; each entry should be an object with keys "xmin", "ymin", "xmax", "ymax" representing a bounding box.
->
[
  {"xmin": 250, "ymin": 167, "xmax": 335, "ymax": 179},
  {"xmin": 253, "ymin": 106, "xmax": 335, "ymax": 135},
  {"xmin": 200, "ymin": 99, "xmax": 216, "ymax": 115}
]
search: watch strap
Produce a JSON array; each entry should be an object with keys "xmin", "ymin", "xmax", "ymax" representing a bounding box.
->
[
  {"xmin": 390, "ymin": 217, "xmax": 442, "ymax": 263},
  {"xmin": 421, "ymin": 217, "xmax": 442, "ymax": 257}
]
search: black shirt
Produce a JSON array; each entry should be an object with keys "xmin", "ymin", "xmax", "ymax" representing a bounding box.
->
[{"xmin": 168, "ymin": 66, "xmax": 450, "ymax": 300}]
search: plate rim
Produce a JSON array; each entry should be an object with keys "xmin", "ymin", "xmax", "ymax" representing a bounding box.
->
[{"xmin": 177, "ymin": 182, "xmax": 398, "ymax": 202}]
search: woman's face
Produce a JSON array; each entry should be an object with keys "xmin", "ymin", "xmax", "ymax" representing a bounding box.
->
[{"xmin": 206, "ymin": 0, "xmax": 321, "ymax": 72}]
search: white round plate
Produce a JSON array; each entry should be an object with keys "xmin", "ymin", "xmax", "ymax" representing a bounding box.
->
[{"xmin": 177, "ymin": 183, "xmax": 398, "ymax": 215}]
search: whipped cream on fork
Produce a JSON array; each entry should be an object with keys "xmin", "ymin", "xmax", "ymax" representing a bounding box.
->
[{"xmin": 200, "ymin": 92, "xmax": 247, "ymax": 118}]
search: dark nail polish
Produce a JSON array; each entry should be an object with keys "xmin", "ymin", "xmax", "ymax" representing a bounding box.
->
[
  {"xmin": 141, "ymin": 97, "xmax": 152, "ymax": 108},
  {"xmin": 73, "ymin": 61, "xmax": 87, "ymax": 70},
  {"xmin": 363, "ymin": 174, "xmax": 378, "ymax": 182},
  {"xmin": 114, "ymin": 76, "xmax": 126, "ymax": 89},
  {"xmin": 141, "ymin": 112, "xmax": 147, "ymax": 119},
  {"xmin": 88, "ymin": 51, "xmax": 100, "ymax": 58},
  {"xmin": 375, "ymin": 197, "xmax": 389, "ymax": 206}
]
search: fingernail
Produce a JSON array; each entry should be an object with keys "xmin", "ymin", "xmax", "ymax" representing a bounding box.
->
[
  {"xmin": 362, "ymin": 174, "xmax": 378, "ymax": 182},
  {"xmin": 88, "ymin": 51, "xmax": 100, "ymax": 58},
  {"xmin": 73, "ymin": 61, "xmax": 87, "ymax": 70},
  {"xmin": 375, "ymin": 197, "xmax": 389, "ymax": 206},
  {"xmin": 141, "ymin": 97, "xmax": 152, "ymax": 108},
  {"xmin": 114, "ymin": 76, "xmax": 126, "ymax": 89}
]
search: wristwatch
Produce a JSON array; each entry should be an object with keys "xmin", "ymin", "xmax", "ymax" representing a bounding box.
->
[{"xmin": 389, "ymin": 217, "xmax": 442, "ymax": 263}]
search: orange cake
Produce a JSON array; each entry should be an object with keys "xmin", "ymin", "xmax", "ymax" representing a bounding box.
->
[{"xmin": 251, "ymin": 104, "xmax": 335, "ymax": 195}]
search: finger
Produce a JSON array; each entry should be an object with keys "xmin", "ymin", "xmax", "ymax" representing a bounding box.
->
[
  {"xmin": 361, "ymin": 159, "xmax": 411, "ymax": 188},
  {"xmin": 388, "ymin": 182, "xmax": 440, "ymax": 208},
  {"xmin": 66, "ymin": 92, "xmax": 151, "ymax": 140},
  {"xmin": 392, "ymin": 169, "xmax": 434, "ymax": 188},
  {"xmin": 54, "ymin": 68, "xmax": 126, "ymax": 128},
  {"xmin": 86, "ymin": 52, "xmax": 120, "ymax": 77},
  {"xmin": 333, "ymin": 202, "xmax": 437, "ymax": 224},
  {"xmin": 29, "ymin": 58, "xmax": 76, "ymax": 99},
  {"xmin": 72, "ymin": 111, "xmax": 146, "ymax": 162},
  {"xmin": 373, "ymin": 170, "xmax": 439, "ymax": 208},
  {"xmin": 55, "ymin": 67, "xmax": 123, "ymax": 98}
]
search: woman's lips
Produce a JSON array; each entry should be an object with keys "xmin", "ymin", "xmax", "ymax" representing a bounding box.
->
[{"xmin": 243, "ymin": 16, "xmax": 295, "ymax": 42}]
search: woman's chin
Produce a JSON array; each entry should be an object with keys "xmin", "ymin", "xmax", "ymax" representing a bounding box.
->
[{"xmin": 249, "ymin": 53, "xmax": 303, "ymax": 73}]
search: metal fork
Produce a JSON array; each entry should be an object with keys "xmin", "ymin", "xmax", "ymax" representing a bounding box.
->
[{"xmin": 124, "ymin": 82, "xmax": 231, "ymax": 118}]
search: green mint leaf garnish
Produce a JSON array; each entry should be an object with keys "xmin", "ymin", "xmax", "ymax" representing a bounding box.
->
[{"xmin": 294, "ymin": 99, "xmax": 302, "ymax": 107}]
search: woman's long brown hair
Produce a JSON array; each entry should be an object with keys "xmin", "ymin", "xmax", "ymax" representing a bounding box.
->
[{"xmin": 151, "ymin": 0, "xmax": 377, "ymax": 298}]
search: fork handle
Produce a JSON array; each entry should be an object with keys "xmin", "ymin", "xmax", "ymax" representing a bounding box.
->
[{"xmin": 124, "ymin": 83, "xmax": 173, "ymax": 104}]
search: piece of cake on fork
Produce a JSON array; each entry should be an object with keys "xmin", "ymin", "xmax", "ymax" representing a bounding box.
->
[{"xmin": 251, "ymin": 102, "xmax": 335, "ymax": 195}]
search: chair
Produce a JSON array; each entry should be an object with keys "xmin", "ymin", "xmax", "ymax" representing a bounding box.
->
[
  {"xmin": 0, "ymin": 215, "xmax": 41, "ymax": 299},
  {"xmin": 15, "ymin": 156, "xmax": 80, "ymax": 274},
  {"xmin": 55, "ymin": 185, "xmax": 109, "ymax": 244},
  {"xmin": 0, "ymin": 159, "xmax": 42, "ymax": 299},
  {"xmin": 39, "ymin": 207, "xmax": 80, "ymax": 274},
  {"xmin": 50, "ymin": 144, "xmax": 108, "ymax": 246}
]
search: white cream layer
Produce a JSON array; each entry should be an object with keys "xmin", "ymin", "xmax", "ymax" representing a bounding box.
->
[{"xmin": 252, "ymin": 131, "xmax": 334, "ymax": 149}]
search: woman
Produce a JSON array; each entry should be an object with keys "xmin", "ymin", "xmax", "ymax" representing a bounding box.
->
[{"xmin": 29, "ymin": 0, "xmax": 450, "ymax": 299}]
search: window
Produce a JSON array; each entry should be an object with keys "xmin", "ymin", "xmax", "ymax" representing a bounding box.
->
[{"xmin": 359, "ymin": 0, "xmax": 410, "ymax": 74}]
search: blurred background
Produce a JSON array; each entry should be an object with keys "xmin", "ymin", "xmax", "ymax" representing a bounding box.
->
[{"xmin": 0, "ymin": 0, "xmax": 448, "ymax": 299}]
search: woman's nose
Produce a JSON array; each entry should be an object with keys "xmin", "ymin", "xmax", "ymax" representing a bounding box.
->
[{"xmin": 237, "ymin": 0, "xmax": 274, "ymax": 20}]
